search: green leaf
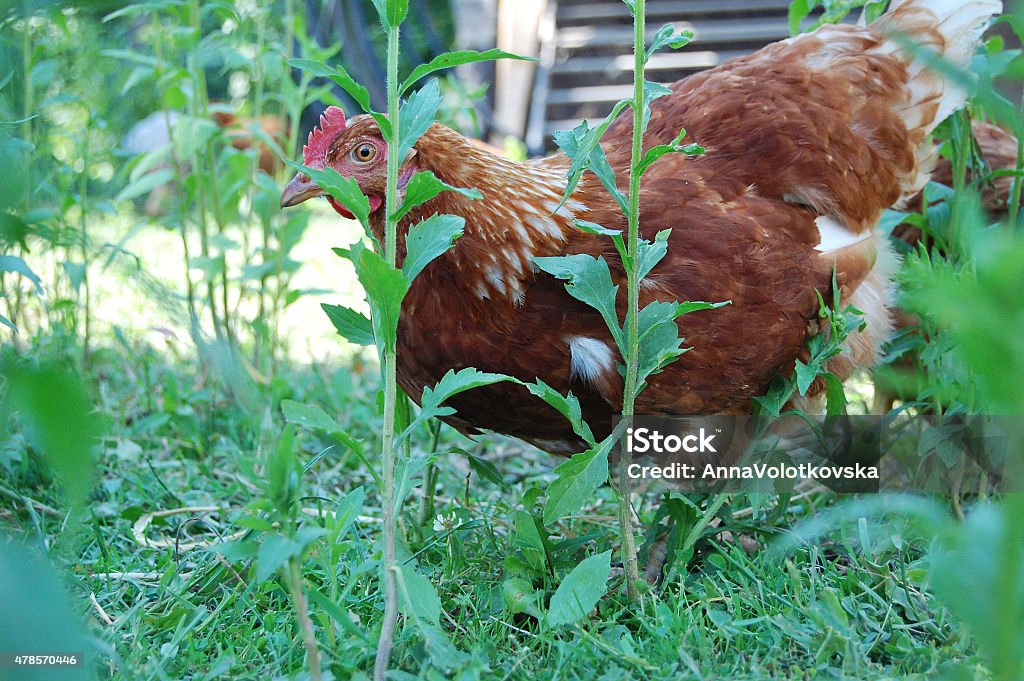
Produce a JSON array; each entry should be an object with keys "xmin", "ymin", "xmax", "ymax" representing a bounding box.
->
[
  {"xmin": 401, "ymin": 368, "xmax": 517, "ymax": 442},
  {"xmin": 281, "ymin": 399, "xmax": 341, "ymax": 433},
  {"xmin": 288, "ymin": 58, "xmax": 371, "ymax": 112},
  {"xmin": 635, "ymin": 127, "xmax": 703, "ymax": 176},
  {"xmin": 391, "ymin": 170, "xmax": 481, "ymax": 222},
  {"xmin": 0, "ymin": 254, "xmax": 44, "ymax": 295},
  {"xmin": 0, "ymin": 358, "xmax": 101, "ymax": 510},
  {"xmin": 646, "ymin": 24, "xmax": 694, "ymax": 61},
  {"xmin": 286, "ymin": 161, "xmax": 373, "ymax": 232},
  {"xmin": 347, "ymin": 242, "xmax": 409, "ymax": 351},
  {"xmin": 255, "ymin": 533, "xmax": 301, "ymax": 582},
  {"xmin": 636, "ymin": 229, "xmax": 670, "ymax": 281},
  {"xmin": 321, "ymin": 303, "xmax": 374, "ymax": 346},
  {"xmin": 574, "ymin": 219, "xmax": 629, "ymax": 268},
  {"xmin": 543, "ymin": 440, "xmax": 611, "ymax": 525},
  {"xmin": 466, "ymin": 452, "xmax": 511, "ymax": 491},
  {"xmin": 0, "ymin": 544, "xmax": 92, "ymax": 681},
  {"xmin": 403, "ymin": 213, "xmax": 465, "ymax": 282},
  {"xmin": 546, "ymin": 550, "xmax": 612, "ymax": 627},
  {"xmin": 397, "ymin": 564, "xmax": 442, "ymax": 625},
  {"xmin": 534, "ymin": 254, "xmax": 624, "ymax": 349},
  {"xmin": 639, "ymin": 80, "xmax": 673, "ymax": 134},
  {"xmin": 114, "ymin": 168, "xmax": 176, "ymax": 203},
  {"xmin": 398, "ymin": 79, "xmax": 441, "ymax": 162},
  {"xmin": 552, "ymin": 101, "xmax": 631, "ymax": 213},
  {"xmin": 788, "ymin": 0, "xmax": 814, "ymax": 35},
  {"xmin": 526, "ymin": 380, "xmax": 596, "ymax": 447},
  {"xmin": 502, "ymin": 577, "xmax": 543, "ymax": 618},
  {"xmin": 0, "ymin": 313, "xmax": 15, "ymax": 333},
  {"xmin": 401, "ymin": 49, "xmax": 535, "ymax": 94},
  {"xmin": 370, "ymin": 0, "xmax": 408, "ymax": 28}
]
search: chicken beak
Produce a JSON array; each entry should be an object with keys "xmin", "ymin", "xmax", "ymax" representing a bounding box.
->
[{"xmin": 280, "ymin": 172, "xmax": 323, "ymax": 208}]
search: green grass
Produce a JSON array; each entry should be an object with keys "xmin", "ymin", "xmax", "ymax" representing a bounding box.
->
[{"xmin": 0, "ymin": 339, "xmax": 985, "ymax": 679}]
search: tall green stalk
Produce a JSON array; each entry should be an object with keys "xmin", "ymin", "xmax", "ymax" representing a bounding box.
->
[
  {"xmin": 374, "ymin": 21, "xmax": 402, "ymax": 681},
  {"xmin": 617, "ymin": 0, "xmax": 646, "ymax": 601}
]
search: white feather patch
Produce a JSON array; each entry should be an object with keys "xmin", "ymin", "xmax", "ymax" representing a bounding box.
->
[
  {"xmin": 814, "ymin": 215, "xmax": 870, "ymax": 252},
  {"xmin": 566, "ymin": 336, "xmax": 614, "ymax": 385}
]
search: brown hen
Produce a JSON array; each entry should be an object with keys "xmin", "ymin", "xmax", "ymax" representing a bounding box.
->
[{"xmin": 281, "ymin": 0, "xmax": 1002, "ymax": 453}]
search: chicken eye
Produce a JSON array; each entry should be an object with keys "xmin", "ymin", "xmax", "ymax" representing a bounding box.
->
[{"xmin": 352, "ymin": 143, "xmax": 377, "ymax": 162}]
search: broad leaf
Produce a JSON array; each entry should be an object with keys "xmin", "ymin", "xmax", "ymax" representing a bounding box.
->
[
  {"xmin": 281, "ymin": 399, "xmax": 341, "ymax": 433},
  {"xmin": 255, "ymin": 533, "xmax": 301, "ymax": 582},
  {"xmin": 0, "ymin": 254, "xmax": 44, "ymax": 295},
  {"xmin": 0, "ymin": 359, "xmax": 101, "ymax": 510},
  {"xmin": 321, "ymin": 303, "xmax": 374, "ymax": 346},
  {"xmin": 402, "ymin": 49, "xmax": 535, "ymax": 94},
  {"xmin": 403, "ymin": 213, "xmax": 465, "ymax": 282},
  {"xmin": 398, "ymin": 79, "xmax": 441, "ymax": 162},
  {"xmin": 526, "ymin": 380, "xmax": 596, "ymax": 447},
  {"xmin": 396, "ymin": 563, "xmax": 441, "ymax": 624},
  {"xmin": 543, "ymin": 439, "xmax": 612, "ymax": 525},
  {"xmin": 534, "ymin": 254, "xmax": 624, "ymax": 349},
  {"xmin": 546, "ymin": 550, "xmax": 612, "ymax": 626},
  {"xmin": 370, "ymin": 0, "xmax": 408, "ymax": 28},
  {"xmin": 391, "ymin": 170, "xmax": 481, "ymax": 222},
  {"xmin": 288, "ymin": 59, "xmax": 371, "ymax": 113}
]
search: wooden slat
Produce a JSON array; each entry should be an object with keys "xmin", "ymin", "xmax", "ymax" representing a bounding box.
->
[
  {"xmin": 555, "ymin": 18, "xmax": 792, "ymax": 50},
  {"xmin": 557, "ymin": 0, "xmax": 792, "ymax": 23},
  {"xmin": 550, "ymin": 49, "xmax": 747, "ymax": 76}
]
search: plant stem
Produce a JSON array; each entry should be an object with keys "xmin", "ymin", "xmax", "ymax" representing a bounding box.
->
[
  {"xmin": 616, "ymin": 0, "xmax": 646, "ymax": 601},
  {"xmin": 286, "ymin": 559, "xmax": 323, "ymax": 681},
  {"xmin": 374, "ymin": 21, "xmax": 402, "ymax": 681}
]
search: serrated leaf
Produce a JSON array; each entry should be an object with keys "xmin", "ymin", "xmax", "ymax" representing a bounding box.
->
[
  {"xmin": 396, "ymin": 563, "xmax": 441, "ymax": 625},
  {"xmin": 403, "ymin": 213, "xmax": 465, "ymax": 282},
  {"xmin": 321, "ymin": 303, "xmax": 374, "ymax": 346},
  {"xmin": 575, "ymin": 219, "xmax": 629, "ymax": 268},
  {"xmin": 400, "ymin": 368, "xmax": 517, "ymax": 444},
  {"xmin": 534, "ymin": 254, "xmax": 624, "ymax": 349},
  {"xmin": 288, "ymin": 59, "xmax": 372, "ymax": 113},
  {"xmin": 636, "ymin": 229, "xmax": 671, "ymax": 281},
  {"xmin": 646, "ymin": 24, "xmax": 694, "ymax": 61},
  {"xmin": 526, "ymin": 380, "xmax": 596, "ymax": 446},
  {"xmin": 398, "ymin": 79, "xmax": 441, "ymax": 162},
  {"xmin": 346, "ymin": 242, "xmax": 409, "ymax": 350},
  {"xmin": 639, "ymin": 80, "xmax": 673, "ymax": 134},
  {"xmin": 635, "ymin": 127, "xmax": 703, "ymax": 176},
  {"xmin": 543, "ymin": 440, "xmax": 611, "ymax": 525},
  {"xmin": 286, "ymin": 161, "xmax": 373, "ymax": 232},
  {"xmin": 391, "ymin": 171, "xmax": 481, "ymax": 222},
  {"xmin": 552, "ymin": 101, "xmax": 631, "ymax": 212},
  {"xmin": 401, "ymin": 49, "xmax": 535, "ymax": 94},
  {"xmin": 546, "ymin": 550, "xmax": 612, "ymax": 627}
]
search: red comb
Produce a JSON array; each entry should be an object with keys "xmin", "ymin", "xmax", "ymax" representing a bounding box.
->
[{"xmin": 302, "ymin": 106, "xmax": 347, "ymax": 168}]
